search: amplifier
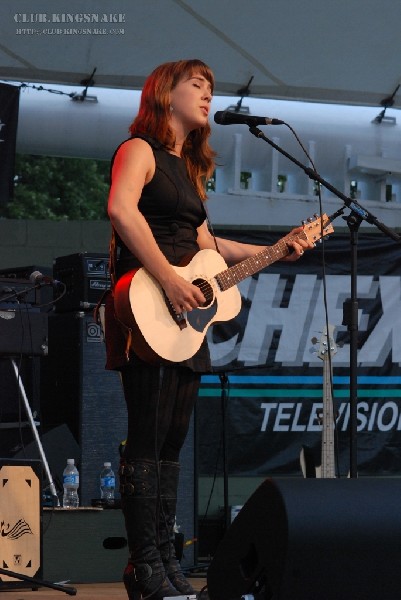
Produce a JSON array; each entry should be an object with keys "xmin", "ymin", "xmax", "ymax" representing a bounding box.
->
[
  {"xmin": 0, "ymin": 308, "xmax": 48, "ymax": 356},
  {"xmin": 53, "ymin": 253, "xmax": 110, "ymax": 313}
]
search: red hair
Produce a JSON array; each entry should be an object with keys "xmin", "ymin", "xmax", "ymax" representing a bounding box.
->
[{"xmin": 129, "ymin": 59, "xmax": 216, "ymax": 200}]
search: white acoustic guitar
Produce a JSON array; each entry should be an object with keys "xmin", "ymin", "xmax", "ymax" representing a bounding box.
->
[{"xmin": 114, "ymin": 214, "xmax": 334, "ymax": 363}]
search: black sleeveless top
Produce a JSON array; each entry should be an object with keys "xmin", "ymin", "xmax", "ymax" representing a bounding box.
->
[
  {"xmin": 115, "ymin": 135, "xmax": 207, "ymax": 277},
  {"xmin": 106, "ymin": 135, "xmax": 211, "ymax": 373}
]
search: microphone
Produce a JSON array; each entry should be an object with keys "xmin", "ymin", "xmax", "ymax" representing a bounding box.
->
[
  {"xmin": 29, "ymin": 270, "xmax": 63, "ymax": 289},
  {"xmin": 214, "ymin": 110, "xmax": 284, "ymax": 126}
]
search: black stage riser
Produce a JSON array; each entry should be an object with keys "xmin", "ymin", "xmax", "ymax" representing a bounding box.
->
[{"xmin": 207, "ymin": 477, "xmax": 401, "ymax": 600}]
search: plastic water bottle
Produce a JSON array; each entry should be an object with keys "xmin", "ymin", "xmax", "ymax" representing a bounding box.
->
[
  {"xmin": 100, "ymin": 462, "xmax": 115, "ymax": 503},
  {"xmin": 62, "ymin": 458, "xmax": 79, "ymax": 508}
]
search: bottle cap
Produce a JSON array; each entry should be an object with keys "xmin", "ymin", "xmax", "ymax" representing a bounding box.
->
[
  {"xmin": 104, "ymin": 462, "xmax": 111, "ymax": 467},
  {"xmin": 67, "ymin": 458, "xmax": 75, "ymax": 465}
]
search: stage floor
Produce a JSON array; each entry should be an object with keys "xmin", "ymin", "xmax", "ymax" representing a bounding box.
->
[{"xmin": 0, "ymin": 578, "xmax": 207, "ymax": 599}]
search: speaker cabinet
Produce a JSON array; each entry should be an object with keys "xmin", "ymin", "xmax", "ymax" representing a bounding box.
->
[
  {"xmin": 0, "ymin": 459, "xmax": 42, "ymax": 589},
  {"xmin": 207, "ymin": 477, "xmax": 401, "ymax": 600},
  {"xmin": 40, "ymin": 311, "xmax": 128, "ymax": 505}
]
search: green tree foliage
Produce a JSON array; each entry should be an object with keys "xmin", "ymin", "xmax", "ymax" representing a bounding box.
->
[{"xmin": 1, "ymin": 154, "xmax": 110, "ymax": 220}]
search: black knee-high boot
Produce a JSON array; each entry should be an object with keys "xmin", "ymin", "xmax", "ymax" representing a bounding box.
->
[
  {"xmin": 158, "ymin": 461, "xmax": 196, "ymax": 596},
  {"xmin": 119, "ymin": 459, "xmax": 182, "ymax": 600}
]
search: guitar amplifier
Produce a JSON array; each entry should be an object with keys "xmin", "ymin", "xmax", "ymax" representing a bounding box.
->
[
  {"xmin": 53, "ymin": 253, "xmax": 110, "ymax": 313},
  {"xmin": 0, "ymin": 307, "xmax": 48, "ymax": 356}
]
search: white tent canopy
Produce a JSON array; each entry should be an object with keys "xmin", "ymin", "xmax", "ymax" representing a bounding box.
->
[{"xmin": 1, "ymin": 0, "xmax": 401, "ymax": 111}]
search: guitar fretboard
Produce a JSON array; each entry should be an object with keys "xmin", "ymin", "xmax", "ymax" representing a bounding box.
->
[{"xmin": 215, "ymin": 232, "xmax": 307, "ymax": 291}]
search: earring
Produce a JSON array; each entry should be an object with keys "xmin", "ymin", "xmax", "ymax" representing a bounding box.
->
[{"xmin": 169, "ymin": 105, "xmax": 174, "ymax": 113}]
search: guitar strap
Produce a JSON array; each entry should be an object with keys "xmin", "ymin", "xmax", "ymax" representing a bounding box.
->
[
  {"xmin": 203, "ymin": 202, "xmax": 221, "ymax": 255},
  {"xmin": 109, "ymin": 226, "xmax": 118, "ymax": 290},
  {"xmin": 93, "ymin": 228, "xmax": 134, "ymax": 363},
  {"xmin": 93, "ymin": 226, "xmax": 117, "ymax": 330}
]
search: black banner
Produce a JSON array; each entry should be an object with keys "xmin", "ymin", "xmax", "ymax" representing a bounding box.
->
[
  {"xmin": 198, "ymin": 230, "xmax": 401, "ymax": 477},
  {"xmin": 0, "ymin": 83, "xmax": 20, "ymax": 205}
]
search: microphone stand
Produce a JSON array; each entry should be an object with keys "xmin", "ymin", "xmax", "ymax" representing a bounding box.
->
[
  {"xmin": 0, "ymin": 283, "xmax": 42, "ymax": 303},
  {"xmin": 0, "ymin": 567, "xmax": 76, "ymax": 595},
  {"xmin": 218, "ymin": 372, "xmax": 231, "ymax": 534},
  {"xmin": 248, "ymin": 125, "xmax": 401, "ymax": 477}
]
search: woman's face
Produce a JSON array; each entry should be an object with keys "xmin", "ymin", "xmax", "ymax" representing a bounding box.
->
[{"xmin": 169, "ymin": 72, "xmax": 212, "ymax": 133}]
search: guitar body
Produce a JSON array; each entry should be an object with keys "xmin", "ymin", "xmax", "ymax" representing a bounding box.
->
[{"xmin": 114, "ymin": 249, "xmax": 242, "ymax": 362}]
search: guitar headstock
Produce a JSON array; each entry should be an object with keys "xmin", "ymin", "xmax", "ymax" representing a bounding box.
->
[
  {"xmin": 317, "ymin": 324, "xmax": 338, "ymax": 361},
  {"xmin": 302, "ymin": 213, "xmax": 334, "ymax": 244}
]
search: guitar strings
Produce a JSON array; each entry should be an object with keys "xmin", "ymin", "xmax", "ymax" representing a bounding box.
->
[{"xmin": 188, "ymin": 219, "xmax": 329, "ymax": 301}]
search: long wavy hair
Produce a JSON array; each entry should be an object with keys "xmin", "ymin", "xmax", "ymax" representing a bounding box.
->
[{"xmin": 129, "ymin": 59, "xmax": 216, "ymax": 200}]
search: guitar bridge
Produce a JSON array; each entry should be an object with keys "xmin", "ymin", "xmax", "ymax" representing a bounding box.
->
[
  {"xmin": 163, "ymin": 290, "xmax": 187, "ymax": 330},
  {"xmin": 175, "ymin": 312, "xmax": 187, "ymax": 330}
]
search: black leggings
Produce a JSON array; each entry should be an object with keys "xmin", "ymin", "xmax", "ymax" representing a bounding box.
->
[{"xmin": 120, "ymin": 362, "xmax": 201, "ymax": 463}]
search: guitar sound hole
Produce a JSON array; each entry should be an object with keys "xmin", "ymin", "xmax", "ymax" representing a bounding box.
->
[{"xmin": 192, "ymin": 279, "xmax": 214, "ymax": 307}]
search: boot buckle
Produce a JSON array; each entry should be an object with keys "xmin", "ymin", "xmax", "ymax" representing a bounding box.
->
[
  {"xmin": 133, "ymin": 562, "xmax": 152, "ymax": 582},
  {"xmin": 120, "ymin": 482, "xmax": 135, "ymax": 495}
]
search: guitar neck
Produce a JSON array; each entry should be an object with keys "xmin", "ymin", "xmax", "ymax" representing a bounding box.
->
[
  {"xmin": 215, "ymin": 232, "xmax": 304, "ymax": 291},
  {"xmin": 321, "ymin": 358, "xmax": 336, "ymax": 478},
  {"xmin": 215, "ymin": 214, "xmax": 333, "ymax": 291}
]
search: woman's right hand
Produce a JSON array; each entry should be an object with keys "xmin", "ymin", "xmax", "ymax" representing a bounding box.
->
[{"xmin": 162, "ymin": 272, "xmax": 206, "ymax": 314}]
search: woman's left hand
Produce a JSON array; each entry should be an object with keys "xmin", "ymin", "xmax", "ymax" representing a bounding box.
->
[{"xmin": 280, "ymin": 225, "xmax": 314, "ymax": 262}]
